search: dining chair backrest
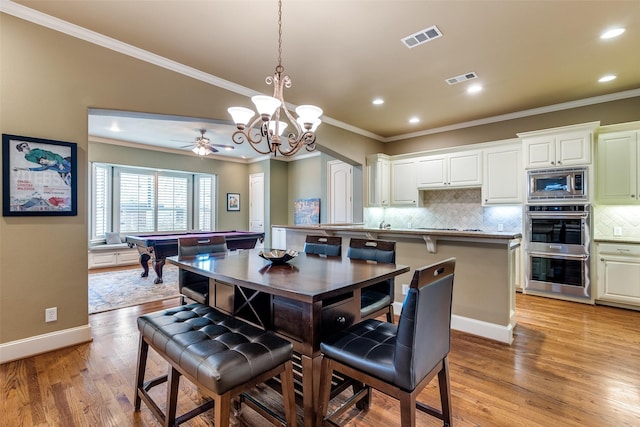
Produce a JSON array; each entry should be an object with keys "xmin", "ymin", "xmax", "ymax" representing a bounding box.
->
[
  {"xmin": 346, "ymin": 238, "xmax": 395, "ymax": 264},
  {"xmin": 304, "ymin": 235, "xmax": 342, "ymax": 257},
  {"xmin": 178, "ymin": 236, "xmax": 227, "ymax": 256},
  {"xmin": 394, "ymin": 257, "xmax": 455, "ymax": 390}
]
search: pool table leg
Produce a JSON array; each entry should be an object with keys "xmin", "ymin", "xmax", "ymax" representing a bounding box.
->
[
  {"xmin": 152, "ymin": 258, "xmax": 165, "ymax": 284},
  {"xmin": 139, "ymin": 253, "xmax": 151, "ymax": 278}
]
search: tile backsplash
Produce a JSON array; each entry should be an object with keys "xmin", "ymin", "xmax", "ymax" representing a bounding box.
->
[
  {"xmin": 593, "ymin": 205, "xmax": 640, "ymax": 241},
  {"xmin": 364, "ymin": 188, "xmax": 522, "ymax": 232}
]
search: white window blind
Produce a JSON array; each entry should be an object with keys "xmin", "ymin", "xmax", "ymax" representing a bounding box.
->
[
  {"xmin": 197, "ymin": 175, "xmax": 214, "ymax": 231},
  {"xmin": 157, "ymin": 175, "xmax": 188, "ymax": 231},
  {"xmin": 91, "ymin": 163, "xmax": 215, "ymax": 239},
  {"xmin": 92, "ymin": 164, "xmax": 109, "ymax": 238},
  {"xmin": 119, "ymin": 172, "xmax": 155, "ymax": 233}
]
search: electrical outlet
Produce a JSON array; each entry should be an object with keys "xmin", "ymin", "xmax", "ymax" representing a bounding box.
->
[
  {"xmin": 45, "ymin": 307, "xmax": 57, "ymax": 323},
  {"xmin": 614, "ymin": 226, "xmax": 622, "ymax": 236},
  {"xmin": 497, "ymin": 223, "xmax": 504, "ymax": 232},
  {"xmin": 402, "ymin": 284, "xmax": 409, "ymax": 295}
]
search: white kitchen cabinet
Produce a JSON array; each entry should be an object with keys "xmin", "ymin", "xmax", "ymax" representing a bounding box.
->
[
  {"xmin": 482, "ymin": 144, "xmax": 522, "ymax": 205},
  {"xmin": 596, "ymin": 130, "xmax": 640, "ymax": 204},
  {"xmin": 366, "ymin": 154, "xmax": 390, "ymax": 207},
  {"xmin": 519, "ymin": 122, "xmax": 598, "ymax": 169},
  {"xmin": 415, "ymin": 150, "xmax": 481, "ymax": 188},
  {"xmin": 391, "ymin": 158, "xmax": 417, "ymax": 205},
  {"xmin": 88, "ymin": 245, "xmax": 139, "ymax": 269},
  {"xmin": 596, "ymin": 242, "xmax": 640, "ymax": 307}
]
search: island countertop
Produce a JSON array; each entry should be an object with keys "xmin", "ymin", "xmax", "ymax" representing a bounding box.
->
[{"xmin": 272, "ymin": 224, "xmax": 521, "ymax": 241}]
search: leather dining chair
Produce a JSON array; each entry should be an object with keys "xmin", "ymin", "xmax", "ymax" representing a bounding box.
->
[
  {"xmin": 347, "ymin": 238, "xmax": 396, "ymax": 322},
  {"xmin": 303, "ymin": 235, "xmax": 342, "ymax": 256},
  {"xmin": 177, "ymin": 236, "xmax": 227, "ymax": 305},
  {"xmin": 316, "ymin": 257, "xmax": 456, "ymax": 427}
]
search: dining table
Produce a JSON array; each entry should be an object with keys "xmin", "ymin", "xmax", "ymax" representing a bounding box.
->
[{"xmin": 167, "ymin": 248, "xmax": 410, "ymax": 426}]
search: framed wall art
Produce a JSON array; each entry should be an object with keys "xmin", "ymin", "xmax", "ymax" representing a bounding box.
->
[
  {"xmin": 2, "ymin": 134, "xmax": 78, "ymax": 216},
  {"xmin": 227, "ymin": 193, "xmax": 240, "ymax": 211}
]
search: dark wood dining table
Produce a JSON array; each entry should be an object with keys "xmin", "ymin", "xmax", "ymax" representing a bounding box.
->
[{"xmin": 167, "ymin": 248, "xmax": 410, "ymax": 426}]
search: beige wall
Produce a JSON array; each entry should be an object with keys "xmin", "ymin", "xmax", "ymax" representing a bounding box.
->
[{"xmin": 0, "ymin": 14, "xmax": 379, "ymax": 349}]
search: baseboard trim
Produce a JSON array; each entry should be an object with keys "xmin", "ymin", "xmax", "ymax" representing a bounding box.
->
[
  {"xmin": 451, "ymin": 315, "xmax": 514, "ymax": 344},
  {"xmin": 0, "ymin": 325, "xmax": 92, "ymax": 364},
  {"xmin": 393, "ymin": 301, "xmax": 514, "ymax": 344}
]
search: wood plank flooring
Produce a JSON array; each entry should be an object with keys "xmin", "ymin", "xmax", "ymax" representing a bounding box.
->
[{"xmin": 2, "ymin": 293, "xmax": 640, "ymax": 426}]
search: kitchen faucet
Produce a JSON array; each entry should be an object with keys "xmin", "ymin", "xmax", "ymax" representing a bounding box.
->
[{"xmin": 379, "ymin": 221, "xmax": 391, "ymax": 229}]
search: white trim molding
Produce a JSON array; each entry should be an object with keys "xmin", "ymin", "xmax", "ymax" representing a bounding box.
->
[
  {"xmin": 0, "ymin": 325, "xmax": 92, "ymax": 364},
  {"xmin": 393, "ymin": 301, "xmax": 514, "ymax": 344}
]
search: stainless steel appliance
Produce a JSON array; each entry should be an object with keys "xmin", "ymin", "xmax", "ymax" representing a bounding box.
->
[
  {"xmin": 524, "ymin": 204, "xmax": 591, "ymax": 300},
  {"xmin": 527, "ymin": 167, "xmax": 587, "ymax": 203}
]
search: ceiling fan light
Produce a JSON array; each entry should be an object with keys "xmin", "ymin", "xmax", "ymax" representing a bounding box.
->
[
  {"xmin": 228, "ymin": 107, "xmax": 255, "ymax": 126},
  {"xmin": 268, "ymin": 121, "xmax": 288, "ymax": 136},
  {"xmin": 192, "ymin": 145, "xmax": 211, "ymax": 156},
  {"xmin": 251, "ymin": 95, "xmax": 281, "ymax": 118},
  {"xmin": 295, "ymin": 104, "xmax": 323, "ymax": 123}
]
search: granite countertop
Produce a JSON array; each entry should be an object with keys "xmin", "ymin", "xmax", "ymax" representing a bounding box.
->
[{"xmin": 273, "ymin": 224, "xmax": 522, "ymax": 240}]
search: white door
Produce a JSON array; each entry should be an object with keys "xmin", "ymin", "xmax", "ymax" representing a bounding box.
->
[
  {"xmin": 328, "ymin": 161, "xmax": 352, "ymax": 224},
  {"xmin": 249, "ymin": 173, "xmax": 265, "ymax": 248}
]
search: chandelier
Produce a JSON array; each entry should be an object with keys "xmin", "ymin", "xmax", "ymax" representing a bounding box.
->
[{"xmin": 227, "ymin": 0, "xmax": 322, "ymax": 157}]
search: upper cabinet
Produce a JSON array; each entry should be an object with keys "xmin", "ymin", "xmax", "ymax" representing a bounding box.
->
[
  {"xmin": 482, "ymin": 143, "xmax": 522, "ymax": 205},
  {"xmin": 596, "ymin": 129, "xmax": 640, "ymax": 204},
  {"xmin": 518, "ymin": 121, "xmax": 599, "ymax": 169},
  {"xmin": 367, "ymin": 154, "xmax": 390, "ymax": 207},
  {"xmin": 391, "ymin": 158, "xmax": 417, "ymax": 205},
  {"xmin": 415, "ymin": 150, "xmax": 481, "ymax": 189}
]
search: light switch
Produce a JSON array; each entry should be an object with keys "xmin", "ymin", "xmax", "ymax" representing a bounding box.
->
[{"xmin": 614, "ymin": 226, "xmax": 622, "ymax": 236}]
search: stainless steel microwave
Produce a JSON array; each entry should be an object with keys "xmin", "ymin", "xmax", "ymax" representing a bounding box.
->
[{"xmin": 527, "ymin": 167, "xmax": 587, "ymax": 202}]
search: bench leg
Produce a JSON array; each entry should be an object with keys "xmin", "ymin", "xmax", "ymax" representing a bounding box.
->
[
  {"xmin": 134, "ymin": 335, "xmax": 149, "ymax": 411},
  {"xmin": 165, "ymin": 366, "xmax": 180, "ymax": 427},
  {"xmin": 214, "ymin": 394, "xmax": 231, "ymax": 427}
]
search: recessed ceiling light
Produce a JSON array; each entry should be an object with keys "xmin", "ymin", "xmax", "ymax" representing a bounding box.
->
[
  {"xmin": 372, "ymin": 98, "xmax": 384, "ymax": 105},
  {"xmin": 600, "ymin": 28, "xmax": 625, "ymax": 39},
  {"xmin": 599, "ymin": 74, "xmax": 617, "ymax": 83},
  {"xmin": 409, "ymin": 117, "xmax": 420, "ymax": 124},
  {"xmin": 467, "ymin": 84, "xmax": 483, "ymax": 94}
]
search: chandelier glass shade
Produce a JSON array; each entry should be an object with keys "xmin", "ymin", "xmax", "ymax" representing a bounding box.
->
[{"xmin": 227, "ymin": 0, "xmax": 322, "ymax": 157}]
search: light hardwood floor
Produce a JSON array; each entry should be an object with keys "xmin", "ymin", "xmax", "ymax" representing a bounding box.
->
[{"xmin": 2, "ymin": 293, "xmax": 639, "ymax": 426}]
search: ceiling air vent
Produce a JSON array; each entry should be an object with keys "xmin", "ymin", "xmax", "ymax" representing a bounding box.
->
[
  {"xmin": 446, "ymin": 72, "xmax": 478, "ymax": 85},
  {"xmin": 401, "ymin": 25, "xmax": 443, "ymax": 48}
]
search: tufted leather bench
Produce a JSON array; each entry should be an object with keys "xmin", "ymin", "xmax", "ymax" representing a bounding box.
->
[{"xmin": 134, "ymin": 303, "xmax": 296, "ymax": 427}]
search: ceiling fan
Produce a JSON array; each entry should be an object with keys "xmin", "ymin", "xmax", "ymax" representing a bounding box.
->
[{"xmin": 176, "ymin": 129, "xmax": 235, "ymax": 156}]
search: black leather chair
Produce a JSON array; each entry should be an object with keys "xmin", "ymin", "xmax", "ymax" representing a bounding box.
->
[
  {"xmin": 303, "ymin": 235, "xmax": 342, "ymax": 256},
  {"xmin": 178, "ymin": 236, "xmax": 227, "ymax": 304},
  {"xmin": 316, "ymin": 257, "xmax": 456, "ymax": 427},
  {"xmin": 347, "ymin": 238, "xmax": 396, "ymax": 322}
]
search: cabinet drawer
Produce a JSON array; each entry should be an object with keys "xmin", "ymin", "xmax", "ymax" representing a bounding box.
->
[
  {"xmin": 598, "ymin": 243, "xmax": 640, "ymax": 257},
  {"xmin": 321, "ymin": 296, "xmax": 356, "ymax": 338}
]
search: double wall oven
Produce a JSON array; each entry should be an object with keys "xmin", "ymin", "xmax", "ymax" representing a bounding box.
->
[{"xmin": 524, "ymin": 167, "xmax": 592, "ymax": 300}]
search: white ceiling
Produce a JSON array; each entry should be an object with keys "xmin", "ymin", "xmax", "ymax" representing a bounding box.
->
[{"xmin": 5, "ymin": 0, "xmax": 640, "ymax": 161}]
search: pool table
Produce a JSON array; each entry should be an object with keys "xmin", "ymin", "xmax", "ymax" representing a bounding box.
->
[{"xmin": 125, "ymin": 230, "xmax": 264, "ymax": 283}]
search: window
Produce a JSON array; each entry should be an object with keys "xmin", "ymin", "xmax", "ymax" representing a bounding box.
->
[{"xmin": 90, "ymin": 163, "xmax": 216, "ymax": 240}]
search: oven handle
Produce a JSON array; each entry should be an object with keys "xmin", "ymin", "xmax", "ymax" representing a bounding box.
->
[
  {"xmin": 526, "ymin": 212, "xmax": 589, "ymax": 219},
  {"xmin": 527, "ymin": 251, "xmax": 589, "ymax": 260}
]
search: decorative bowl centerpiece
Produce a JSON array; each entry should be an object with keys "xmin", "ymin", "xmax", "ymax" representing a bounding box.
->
[{"xmin": 258, "ymin": 249, "xmax": 299, "ymax": 265}]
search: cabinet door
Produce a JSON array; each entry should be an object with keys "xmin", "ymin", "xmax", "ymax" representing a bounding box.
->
[
  {"xmin": 482, "ymin": 147, "xmax": 522, "ymax": 205},
  {"xmin": 524, "ymin": 136, "xmax": 556, "ymax": 168},
  {"xmin": 367, "ymin": 156, "xmax": 390, "ymax": 206},
  {"xmin": 448, "ymin": 151, "xmax": 481, "ymax": 187},
  {"xmin": 597, "ymin": 131, "xmax": 638, "ymax": 204},
  {"xmin": 391, "ymin": 159, "xmax": 417, "ymax": 205},
  {"xmin": 598, "ymin": 256, "xmax": 640, "ymax": 304},
  {"xmin": 415, "ymin": 155, "xmax": 446, "ymax": 187},
  {"xmin": 556, "ymin": 131, "xmax": 591, "ymax": 166}
]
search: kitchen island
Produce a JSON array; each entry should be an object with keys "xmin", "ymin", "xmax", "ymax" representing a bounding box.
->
[{"xmin": 272, "ymin": 224, "xmax": 522, "ymax": 344}]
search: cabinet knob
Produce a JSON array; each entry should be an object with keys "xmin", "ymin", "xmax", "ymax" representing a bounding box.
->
[
  {"xmin": 335, "ymin": 316, "xmax": 346, "ymax": 325},
  {"xmin": 632, "ymin": 195, "xmax": 636, "ymax": 198}
]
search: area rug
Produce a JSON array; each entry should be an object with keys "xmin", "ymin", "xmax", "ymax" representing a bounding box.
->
[{"xmin": 88, "ymin": 265, "xmax": 180, "ymax": 314}]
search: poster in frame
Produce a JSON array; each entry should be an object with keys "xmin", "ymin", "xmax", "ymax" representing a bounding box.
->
[
  {"xmin": 2, "ymin": 134, "xmax": 78, "ymax": 216},
  {"xmin": 227, "ymin": 193, "xmax": 240, "ymax": 211}
]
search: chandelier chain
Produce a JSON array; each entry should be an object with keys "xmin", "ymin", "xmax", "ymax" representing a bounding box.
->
[{"xmin": 277, "ymin": 0, "xmax": 283, "ymax": 69}]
